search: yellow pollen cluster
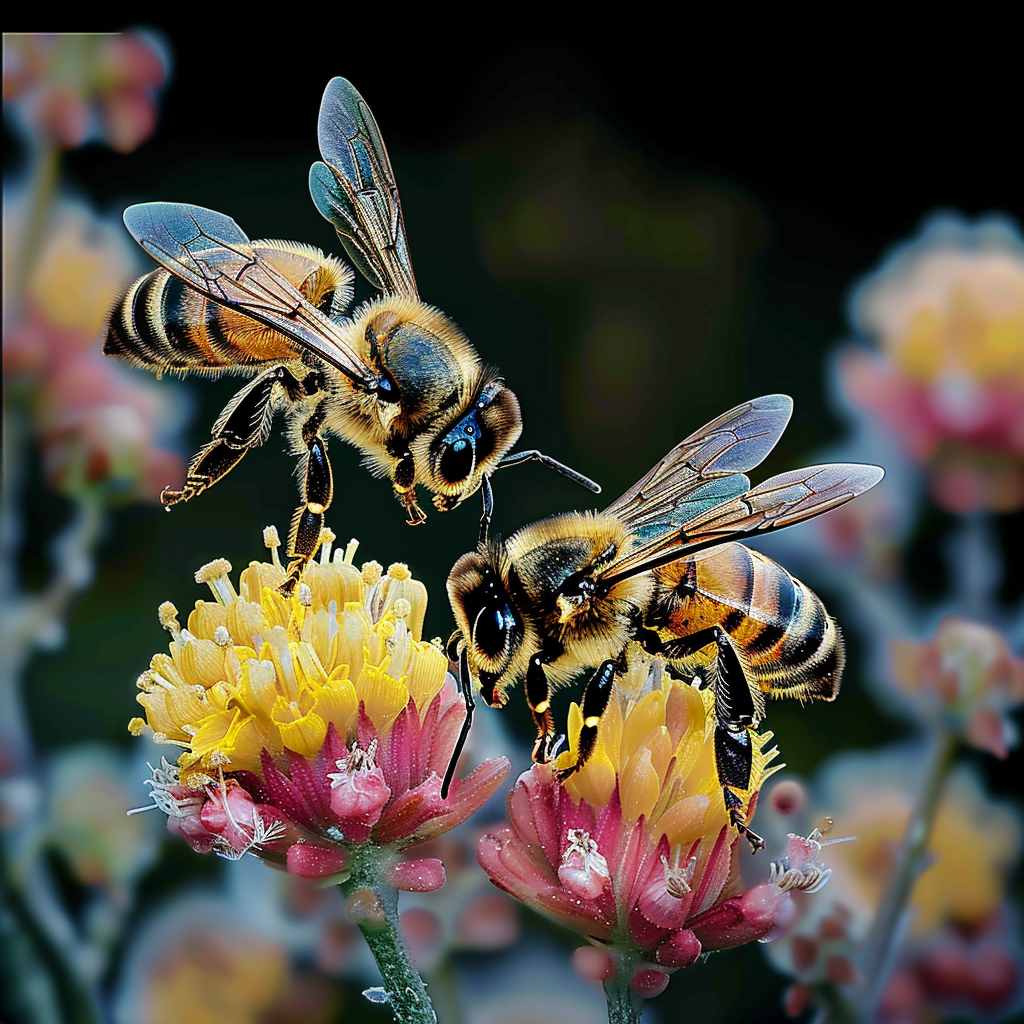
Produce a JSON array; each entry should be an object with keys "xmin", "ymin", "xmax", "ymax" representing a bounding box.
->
[
  {"xmin": 556, "ymin": 660, "xmax": 780, "ymax": 853},
  {"xmin": 129, "ymin": 531, "xmax": 447, "ymax": 787}
]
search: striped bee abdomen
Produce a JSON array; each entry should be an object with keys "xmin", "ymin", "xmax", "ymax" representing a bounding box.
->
[
  {"xmin": 104, "ymin": 242, "xmax": 354, "ymax": 377},
  {"xmin": 657, "ymin": 543, "xmax": 844, "ymax": 704}
]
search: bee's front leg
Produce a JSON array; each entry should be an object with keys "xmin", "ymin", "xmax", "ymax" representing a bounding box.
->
[
  {"xmin": 553, "ymin": 659, "xmax": 617, "ymax": 781},
  {"xmin": 386, "ymin": 436, "xmax": 427, "ymax": 525}
]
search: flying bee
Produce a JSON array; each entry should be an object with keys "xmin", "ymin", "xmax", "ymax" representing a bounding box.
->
[
  {"xmin": 445, "ymin": 395, "xmax": 883, "ymax": 850},
  {"xmin": 104, "ymin": 77, "xmax": 598, "ymax": 591}
]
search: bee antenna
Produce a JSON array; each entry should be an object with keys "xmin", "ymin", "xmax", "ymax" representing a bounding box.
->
[
  {"xmin": 497, "ymin": 450, "xmax": 601, "ymax": 495},
  {"xmin": 441, "ymin": 645, "xmax": 476, "ymax": 799}
]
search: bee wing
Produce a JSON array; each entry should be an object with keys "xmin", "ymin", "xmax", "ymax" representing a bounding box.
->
[
  {"xmin": 600, "ymin": 462, "xmax": 884, "ymax": 586},
  {"xmin": 603, "ymin": 395, "xmax": 794, "ymax": 538},
  {"xmin": 310, "ymin": 77, "xmax": 419, "ymax": 298},
  {"xmin": 123, "ymin": 202, "xmax": 376, "ymax": 387}
]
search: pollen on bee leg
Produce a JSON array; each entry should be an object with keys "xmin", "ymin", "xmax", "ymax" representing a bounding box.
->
[
  {"xmin": 319, "ymin": 527, "xmax": 337, "ymax": 564},
  {"xmin": 263, "ymin": 526, "xmax": 282, "ymax": 568},
  {"xmin": 194, "ymin": 559, "xmax": 237, "ymax": 605},
  {"xmin": 158, "ymin": 602, "xmax": 184, "ymax": 643}
]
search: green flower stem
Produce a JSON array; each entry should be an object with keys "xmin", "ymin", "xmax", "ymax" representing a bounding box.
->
[
  {"xmin": 603, "ymin": 976, "xmax": 644, "ymax": 1024},
  {"xmin": 339, "ymin": 846, "xmax": 437, "ymax": 1024},
  {"xmin": 858, "ymin": 727, "xmax": 958, "ymax": 1021}
]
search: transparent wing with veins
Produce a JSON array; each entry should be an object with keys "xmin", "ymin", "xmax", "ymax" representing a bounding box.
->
[
  {"xmin": 122, "ymin": 202, "xmax": 376, "ymax": 387},
  {"xmin": 603, "ymin": 394, "xmax": 794, "ymax": 540},
  {"xmin": 599, "ymin": 461, "xmax": 885, "ymax": 587},
  {"xmin": 309, "ymin": 77, "xmax": 418, "ymax": 298}
]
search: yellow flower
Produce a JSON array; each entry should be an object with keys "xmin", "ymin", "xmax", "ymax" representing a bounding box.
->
[
  {"xmin": 131, "ymin": 530, "xmax": 444, "ymax": 787},
  {"xmin": 556, "ymin": 660, "xmax": 779, "ymax": 848}
]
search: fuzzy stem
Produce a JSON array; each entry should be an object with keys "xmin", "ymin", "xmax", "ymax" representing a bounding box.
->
[
  {"xmin": 339, "ymin": 847, "xmax": 437, "ymax": 1024},
  {"xmin": 603, "ymin": 976, "xmax": 644, "ymax": 1024},
  {"xmin": 858, "ymin": 728, "xmax": 957, "ymax": 1020}
]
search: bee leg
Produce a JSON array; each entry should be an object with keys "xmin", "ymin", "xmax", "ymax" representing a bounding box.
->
[
  {"xmin": 282, "ymin": 401, "xmax": 333, "ymax": 594},
  {"xmin": 478, "ymin": 474, "xmax": 494, "ymax": 545},
  {"xmin": 525, "ymin": 655, "xmax": 557, "ymax": 763},
  {"xmin": 554, "ymin": 660, "xmax": 617, "ymax": 782},
  {"xmin": 441, "ymin": 645, "xmax": 476, "ymax": 799},
  {"xmin": 161, "ymin": 365, "xmax": 301, "ymax": 506},
  {"xmin": 388, "ymin": 440, "xmax": 427, "ymax": 525},
  {"xmin": 659, "ymin": 626, "xmax": 766, "ymax": 852},
  {"xmin": 160, "ymin": 440, "xmax": 250, "ymax": 507},
  {"xmin": 717, "ymin": 728, "xmax": 765, "ymax": 853},
  {"xmin": 709, "ymin": 628, "xmax": 765, "ymax": 853},
  {"xmin": 497, "ymin": 450, "xmax": 601, "ymax": 496}
]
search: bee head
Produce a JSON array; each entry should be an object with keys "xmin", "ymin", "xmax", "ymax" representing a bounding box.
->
[
  {"xmin": 447, "ymin": 549, "xmax": 524, "ymax": 704},
  {"xmin": 426, "ymin": 378, "xmax": 522, "ymax": 509}
]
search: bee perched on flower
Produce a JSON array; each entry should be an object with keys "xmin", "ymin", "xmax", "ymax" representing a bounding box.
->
[
  {"xmin": 477, "ymin": 662, "xmax": 836, "ymax": 1020},
  {"xmin": 129, "ymin": 527, "xmax": 510, "ymax": 1022}
]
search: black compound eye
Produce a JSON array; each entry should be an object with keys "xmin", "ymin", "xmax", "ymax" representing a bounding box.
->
[
  {"xmin": 439, "ymin": 439, "xmax": 474, "ymax": 484},
  {"xmin": 474, "ymin": 603, "xmax": 514, "ymax": 659}
]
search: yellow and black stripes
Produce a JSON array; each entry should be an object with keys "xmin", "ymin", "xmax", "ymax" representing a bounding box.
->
[
  {"xmin": 656, "ymin": 542, "xmax": 844, "ymax": 705},
  {"xmin": 104, "ymin": 242, "xmax": 352, "ymax": 377}
]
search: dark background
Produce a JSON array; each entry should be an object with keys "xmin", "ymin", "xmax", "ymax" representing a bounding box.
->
[{"xmin": 13, "ymin": 18, "xmax": 1024, "ymax": 1023}]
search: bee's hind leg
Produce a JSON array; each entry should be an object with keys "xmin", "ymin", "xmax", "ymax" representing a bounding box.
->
[
  {"xmin": 161, "ymin": 365, "xmax": 315, "ymax": 507},
  {"xmin": 652, "ymin": 625, "xmax": 766, "ymax": 852},
  {"xmin": 282, "ymin": 399, "xmax": 333, "ymax": 595}
]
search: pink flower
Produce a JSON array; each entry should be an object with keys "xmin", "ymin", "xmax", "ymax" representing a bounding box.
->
[
  {"xmin": 891, "ymin": 616, "xmax": 1024, "ymax": 758},
  {"xmin": 840, "ymin": 214, "xmax": 1024, "ymax": 513},
  {"xmin": 477, "ymin": 669, "xmax": 812, "ymax": 999},
  {"xmin": 4, "ymin": 32, "xmax": 167, "ymax": 153}
]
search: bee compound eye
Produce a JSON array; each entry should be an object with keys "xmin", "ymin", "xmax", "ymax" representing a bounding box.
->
[
  {"xmin": 439, "ymin": 438, "xmax": 475, "ymax": 484},
  {"xmin": 473, "ymin": 603, "xmax": 514, "ymax": 659}
]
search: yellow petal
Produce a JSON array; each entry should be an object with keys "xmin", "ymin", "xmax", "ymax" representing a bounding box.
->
[
  {"xmin": 357, "ymin": 665, "xmax": 411, "ymax": 737},
  {"xmin": 272, "ymin": 696, "xmax": 327, "ymax": 758},
  {"xmin": 313, "ymin": 677, "xmax": 358, "ymax": 739},
  {"xmin": 187, "ymin": 600, "xmax": 227, "ymax": 639},
  {"xmin": 226, "ymin": 598, "xmax": 271, "ymax": 648},
  {"xmin": 656, "ymin": 794, "xmax": 711, "ymax": 849},
  {"xmin": 619, "ymin": 689, "xmax": 666, "ymax": 767},
  {"xmin": 620, "ymin": 747, "xmax": 661, "ymax": 822}
]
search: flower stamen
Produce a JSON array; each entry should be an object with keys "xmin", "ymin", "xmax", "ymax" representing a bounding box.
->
[
  {"xmin": 662, "ymin": 845, "xmax": 698, "ymax": 898},
  {"xmin": 263, "ymin": 525, "xmax": 282, "ymax": 569},
  {"xmin": 194, "ymin": 558, "xmax": 237, "ymax": 605}
]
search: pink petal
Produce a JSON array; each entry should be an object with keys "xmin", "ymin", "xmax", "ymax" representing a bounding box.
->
[
  {"xmin": 287, "ymin": 843, "xmax": 347, "ymax": 878},
  {"xmin": 402, "ymin": 757, "xmax": 511, "ymax": 846},
  {"xmin": 387, "ymin": 857, "xmax": 446, "ymax": 892},
  {"xmin": 656, "ymin": 929, "xmax": 701, "ymax": 968},
  {"xmin": 688, "ymin": 884, "xmax": 790, "ymax": 951},
  {"xmin": 630, "ymin": 969, "xmax": 670, "ymax": 999}
]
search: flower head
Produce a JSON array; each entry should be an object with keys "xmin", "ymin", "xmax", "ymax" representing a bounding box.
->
[
  {"xmin": 131, "ymin": 529, "xmax": 510, "ymax": 885},
  {"xmin": 478, "ymin": 662, "xmax": 809, "ymax": 996},
  {"xmin": 890, "ymin": 616, "xmax": 1024, "ymax": 758},
  {"xmin": 840, "ymin": 214, "xmax": 1024, "ymax": 512},
  {"xmin": 4, "ymin": 32, "xmax": 168, "ymax": 153}
]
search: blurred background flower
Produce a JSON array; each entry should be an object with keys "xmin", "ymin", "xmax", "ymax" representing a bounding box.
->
[
  {"xmin": 840, "ymin": 216, "xmax": 1024, "ymax": 515},
  {"xmin": 3, "ymin": 21, "xmax": 1022, "ymax": 1024}
]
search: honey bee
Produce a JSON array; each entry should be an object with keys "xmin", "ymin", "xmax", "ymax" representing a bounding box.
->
[
  {"xmin": 104, "ymin": 77, "xmax": 597, "ymax": 591},
  {"xmin": 445, "ymin": 395, "xmax": 883, "ymax": 849}
]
